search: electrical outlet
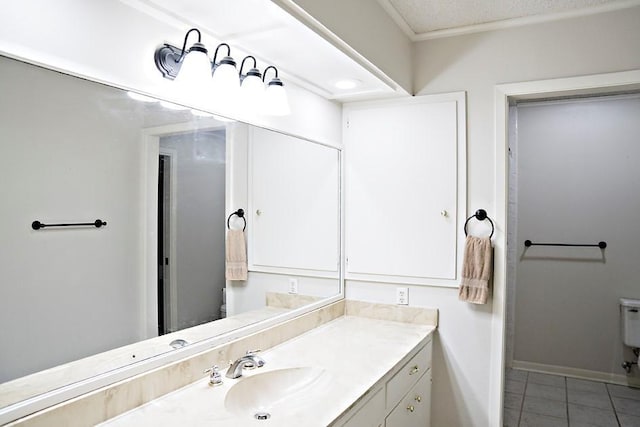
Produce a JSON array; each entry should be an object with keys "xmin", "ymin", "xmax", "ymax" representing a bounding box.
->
[
  {"xmin": 396, "ymin": 287, "xmax": 409, "ymax": 305},
  {"xmin": 288, "ymin": 278, "xmax": 298, "ymax": 294}
]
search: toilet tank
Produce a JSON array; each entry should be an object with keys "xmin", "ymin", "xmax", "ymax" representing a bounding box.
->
[{"xmin": 620, "ymin": 298, "xmax": 640, "ymax": 348}]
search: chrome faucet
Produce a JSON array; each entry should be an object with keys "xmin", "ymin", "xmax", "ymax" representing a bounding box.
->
[{"xmin": 226, "ymin": 350, "xmax": 266, "ymax": 379}]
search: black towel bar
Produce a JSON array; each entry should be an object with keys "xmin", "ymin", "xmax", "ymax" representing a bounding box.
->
[
  {"xmin": 32, "ymin": 219, "xmax": 107, "ymax": 230},
  {"xmin": 524, "ymin": 240, "xmax": 607, "ymax": 249}
]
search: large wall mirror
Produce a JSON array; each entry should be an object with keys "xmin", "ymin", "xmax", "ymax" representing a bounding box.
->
[{"xmin": 0, "ymin": 54, "xmax": 341, "ymax": 411}]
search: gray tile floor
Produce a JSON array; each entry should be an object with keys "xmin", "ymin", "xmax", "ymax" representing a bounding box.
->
[{"xmin": 504, "ymin": 369, "xmax": 640, "ymax": 426}]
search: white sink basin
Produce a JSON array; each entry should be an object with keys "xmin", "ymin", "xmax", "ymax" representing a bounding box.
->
[{"xmin": 224, "ymin": 367, "xmax": 331, "ymax": 420}]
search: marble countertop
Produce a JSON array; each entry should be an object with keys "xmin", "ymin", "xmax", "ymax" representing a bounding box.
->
[{"xmin": 100, "ymin": 316, "xmax": 435, "ymax": 427}]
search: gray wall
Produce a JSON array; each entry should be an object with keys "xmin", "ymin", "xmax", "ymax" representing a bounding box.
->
[
  {"xmin": 0, "ymin": 57, "xmax": 144, "ymax": 382},
  {"xmin": 513, "ymin": 95, "xmax": 640, "ymax": 375},
  {"xmin": 159, "ymin": 130, "xmax": 226, "ymax": 330}
]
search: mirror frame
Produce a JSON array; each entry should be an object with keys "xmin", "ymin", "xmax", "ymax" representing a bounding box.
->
[{"xmin": 0, "ymin": 52, "xmax": 345, "ymax": 424}]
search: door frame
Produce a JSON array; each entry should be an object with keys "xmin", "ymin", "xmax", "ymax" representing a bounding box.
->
[
  {"xmin": 490, "ymin": 69, "xmax": 640, "ymax": 426},
  {"xmin": 158, "ymin": 147, "xmax": 178, "ymax": 333}
]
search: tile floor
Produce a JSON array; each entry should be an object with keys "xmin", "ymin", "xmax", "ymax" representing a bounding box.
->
[{"xmin": 504, "ymin": 369, "xmax": 640, "ymax": 427}]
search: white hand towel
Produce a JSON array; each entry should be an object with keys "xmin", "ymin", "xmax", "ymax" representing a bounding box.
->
[
  {"xmin": 225, "ymin": 229, "xmax": 247, "ymax": 281},
  {"xmin": 458, "ymin": 236, "xmax": 493, "ymax": 304}
]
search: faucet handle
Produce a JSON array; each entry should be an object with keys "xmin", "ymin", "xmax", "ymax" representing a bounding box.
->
[{"xmin": 204, "ymin": 365, "xmax": 223, "ymax": 387}]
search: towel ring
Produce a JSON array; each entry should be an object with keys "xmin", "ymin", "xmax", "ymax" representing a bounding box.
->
[
  {"xmin": 464, "ymin": 209, "xmax": 494, "ymax": 239},
  {"xmin": 227, "ymin": 209, "xmax": 246, "ymax": 231}
]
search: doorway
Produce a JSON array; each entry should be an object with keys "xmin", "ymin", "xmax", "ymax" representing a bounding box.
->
[
  {"xmin": 503, "ymin": 93, "xmax": 640, "ymax": 425},
  {"xmin": 157, "ymin": 152, "xmax": 176, "ymax": 335}
]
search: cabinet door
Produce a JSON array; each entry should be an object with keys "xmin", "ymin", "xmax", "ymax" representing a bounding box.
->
[
  {"xmin": 344, "ymin": 93, "xmax": 466, "ymax": 284},
  {"xmin": 385, "ymin": 371, "xmax": 431, "ymax": 427},
  {"xmin": 248, "ymin": 127, "xmax": 340, "ymax": 273},
  {"xmin": 341, "ymin": 386, "xmax": 385, "ymax": 427}
]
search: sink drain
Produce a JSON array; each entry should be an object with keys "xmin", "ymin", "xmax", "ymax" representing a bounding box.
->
[{"xmin": 254, "ymin": 412, "xmax": 271, "ymax": 420}]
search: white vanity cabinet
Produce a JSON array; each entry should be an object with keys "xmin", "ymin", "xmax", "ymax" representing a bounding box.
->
[
  {"xmin": 385, "ymin": 371, "xmax": 431, "ymax": 427},
  {"xmin": 338, "ymin": 338, "xmax": 432, "ymax": 427}
]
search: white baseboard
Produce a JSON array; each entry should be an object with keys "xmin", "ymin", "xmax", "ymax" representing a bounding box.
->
[{"xmin": 512, "ymin": 360, "xmax": 640, "ymax": 387}]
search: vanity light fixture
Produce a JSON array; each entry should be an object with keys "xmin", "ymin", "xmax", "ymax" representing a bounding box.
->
[
  {"xmin": 154, "ymin": 28, "xmax": 290, "ymax": 116},
  {"xmin": 263, "ymin": 66, "xmax": 291, "ymax": 116}
]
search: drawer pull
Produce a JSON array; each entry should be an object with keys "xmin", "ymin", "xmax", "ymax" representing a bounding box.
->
[
  {"xmin": 409, "ymin": 365, "xmax": 420, "ymax": 375},
  {"xmin": 407, "ymin": 405, "xmax": 415, "ymax": 413},
  {"xmin": 415, "ymin": 395, "xmax": 422, "ymax": 402}
]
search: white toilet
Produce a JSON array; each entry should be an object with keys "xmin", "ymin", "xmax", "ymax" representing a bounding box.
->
[{"xmin": 620, "ymin": 298, "xmax": 640, "ymax": 373}]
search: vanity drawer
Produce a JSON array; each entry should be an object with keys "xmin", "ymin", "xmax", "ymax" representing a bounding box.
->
[
  {"xmin": 385, "ymin": 339, "xmax": 432, "ymax": 411},
  {"xmin": 385, "ymin": 370, "xmax": 431, "ymax": 427}
]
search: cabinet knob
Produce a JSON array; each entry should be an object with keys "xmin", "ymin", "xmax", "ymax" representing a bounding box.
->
[
  {"xmin": 256, "ymin": 209, "xmax": 262, "ymax": 216},
  {"xmin": 415, "ymin": 395, "xmax": 422, "ymax": 402},
  {"xmin": 440, "ymin": 210, "xmax": 448, "ymax": 217},
  {"xmin": 407, "ymin": 405, "xmax": 415, "ymax": 413},
  {"xmin": 409, "ymin": 365, "xmax": 420, "ymax": 375}
]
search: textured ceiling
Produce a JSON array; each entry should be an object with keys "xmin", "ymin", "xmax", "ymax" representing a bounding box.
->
[{"xmin": 384, "ymin": 0, "xmax": 628, "ymax": 35}]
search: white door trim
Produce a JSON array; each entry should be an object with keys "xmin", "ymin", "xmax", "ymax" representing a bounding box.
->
[{"xmin": 491, "ymin": 69, "xmax": 640, "ymax": 427}]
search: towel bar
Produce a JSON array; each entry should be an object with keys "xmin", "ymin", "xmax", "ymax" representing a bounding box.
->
[
  {"xmin": 524, "ymin": 240, "xmax": 606, "ymax": 249},
  {"xmin": 32, "ymin": 219, "xmax": 107, "ymax": 230}
]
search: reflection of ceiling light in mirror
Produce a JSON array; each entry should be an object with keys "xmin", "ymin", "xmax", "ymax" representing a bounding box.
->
[
  {"xmin": 159, "ymin": 101, "xmax": 188, "ymax": 110},
  {"xmin": 334, "ymin": 79, "xmax": 361, "ymax": 90},
  {"xmin": 191, "ymin": 109, "xmax": 213, "ymax": 117},
  {"xmin": 213, "ymin": 114, "xmax": 236, "ymax": 123},
  {"xmin": 127, "ymin": 91, "xmax": 158, "ymax": 102}
]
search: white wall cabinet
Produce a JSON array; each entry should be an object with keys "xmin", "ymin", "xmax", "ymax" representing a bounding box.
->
[
  {"xmin": 247, "ymin": 127, "xmax": 340, "ymax": 276},
  {"xmin": 344, "ymin": 93, "xmax": 466, "ymax": 286},
  {"xmin": 337, "ymin": 338, "xmax": 432, "ymax": 427}
]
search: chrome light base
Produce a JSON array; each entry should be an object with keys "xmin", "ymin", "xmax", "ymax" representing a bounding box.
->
[{"xmin": 154, "ymin": 44, "xmax": 183, "ymax": 80}]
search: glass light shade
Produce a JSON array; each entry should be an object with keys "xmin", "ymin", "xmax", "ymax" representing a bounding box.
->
[
  {"xmin": 174, "ymin": 44, "xmax": 212, "ymax": 91},
  {"xmin": 211, "ymin": 58, "xmax": 240, "ymax": 97},
  {"xmin": 239, "ymin": 71, "xmax": 265, "ymax": 113},
  {"xmin": 264, "ymin": 79, "xmax": 290, "ymax": 116}
]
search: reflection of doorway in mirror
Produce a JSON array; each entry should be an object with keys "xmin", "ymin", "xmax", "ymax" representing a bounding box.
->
[
  {"xmin": 158, "ymin": 151, "xmax": 176, "ymax": 335},
  {"xmin": 158, "ymin": 131, "xmax": 226, "ymax": 334}
]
